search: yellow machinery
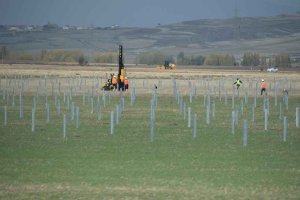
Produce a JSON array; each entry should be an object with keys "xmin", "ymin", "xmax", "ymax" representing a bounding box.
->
[
  {"xmin": 158, "ymin": 61, "xmax": 176, "ymax": 70},
  {"xmin": 117, "ymin": 45, "xmax": 126, "ymax": 91},
  {"xmin": 102, "ymin": 45, "xmax": 126, "ymax": 91}
]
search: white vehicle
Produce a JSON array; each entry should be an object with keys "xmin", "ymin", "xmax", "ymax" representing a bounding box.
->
[{"xmin": 267, "ymin": 67, "xmax": 278, "ymax": 72}]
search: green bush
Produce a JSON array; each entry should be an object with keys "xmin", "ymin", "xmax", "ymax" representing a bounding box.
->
[{"xmin": 78, "ymin": 55, "xmax": 88, "ymax": 66}]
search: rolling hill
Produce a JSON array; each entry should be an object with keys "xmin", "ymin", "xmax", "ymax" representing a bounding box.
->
[{"xmin": 1, "ymin": 14, "xmax": 300, "ymax": 63}]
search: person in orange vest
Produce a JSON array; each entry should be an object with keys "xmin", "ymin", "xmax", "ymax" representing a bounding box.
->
[
  {"xmin": 261, "ymin": 79, "xmax": 267, "ymax": 95},
  {"xmin": 112, "ymin": 75, "xmax": 117, "ymax": 90},
  {"xmin": 124, "ymin": 77, "xmax": 129, "ymax": 91}
]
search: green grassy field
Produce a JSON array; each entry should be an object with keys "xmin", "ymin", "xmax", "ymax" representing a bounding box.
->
[{"xmin": 0, "ymin": 76, "xmax": 300, "ymax": 199}]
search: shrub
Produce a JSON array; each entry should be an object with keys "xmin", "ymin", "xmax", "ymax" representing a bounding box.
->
[{"xmin": 78, "ymin": 55, "xmax": 88, "ymax": 66}]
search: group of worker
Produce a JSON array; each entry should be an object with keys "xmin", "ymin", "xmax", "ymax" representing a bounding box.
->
[
  {"xmin": 111, "ymin": 75, "xmax": 129, "ymax": 91},
  {"xmin": 108, "ymin": 74, "xmax": 286, "ymax": 96},
  {"xmin": 233, "ymin": 77, "xmax": 287, "ymax": 96},
  {"xmin": 234, "ymin": 77, "xmax": 267, "ymax": 95}
]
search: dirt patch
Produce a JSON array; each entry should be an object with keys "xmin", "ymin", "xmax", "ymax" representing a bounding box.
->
[{"xmin": 1, "ymin": 64, "xmax": 299, "ymax": 97}]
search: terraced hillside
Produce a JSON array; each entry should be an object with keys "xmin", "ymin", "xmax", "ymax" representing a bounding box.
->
[{"xmin": 1, "ymin": 15, "xmax": 300, "ymax": 62}]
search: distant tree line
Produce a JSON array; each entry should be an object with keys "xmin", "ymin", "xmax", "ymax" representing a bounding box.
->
[
  {"xmin": 274, "ymin": 54, "xmax": 291, "ymax": 68},
  {"xmin": 94, "ymin": 52, "xmax": 118, "ymax": 63},
  {"xmin": 242, "ymin": 52, "xmax": 291, "ymax": 68},
  {"xmin": 0, "ymin": 46, "xmax": 9, "ymax": 63},
  {"xmin": 136, "ymin": 51, "xmax": 166, "ymax": 65},
  {"xmin": 0, "ymin": 47, "xmax": 118, "ymax": 66},
  {"xmin": 177, "ymin": 52, "xmax": 206, "ymax": 65},
  {"xmin": 40, "ymin": 49, "xmax": 83, "ymax": 62},
  {"xmin": 136, "ymin": 51, "xmax": 235, "ymax": 66},
  {"xmin": 242, "ymin": 52, "xmax": 260, "ymax": 66},
  {"xmin": 135, "ymin": 50, "xmax": 292, "ymax": 68},
  {"xmin": 0, "ymin": 46, "xmax": 293, "ymax": 68},
  {"xmin": 203, "ymin": 54, "xmax": 235, "ymax": 66}
]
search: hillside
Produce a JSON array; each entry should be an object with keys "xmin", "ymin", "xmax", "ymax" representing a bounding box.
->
[{"xmin": 1, "ymin": 14, "xmax": 300, "ymax": 63}]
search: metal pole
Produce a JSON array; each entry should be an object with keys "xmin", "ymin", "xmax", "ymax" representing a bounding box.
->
[
  {"xmin": 232, "ymin": 95, "xmax": 235, "ymax": 110},
  {"xmin": 83, "ymin": 93, "xmax": 86, "ymax": 105},
  {"xmin": 110, "ymin": 111, "xmax": 114, "ymax": 134},
  {"xmin": 19, "ymin": 90, "xmax": 23, "ymax": 119},
  {"xmin": 188, "ymin": 107, "xmax": 191, "ymax": 128},
  {"xmin": 63, "ymin": 114, "xmax": 67, "ymax": 140},
  {"xmin": 57, "ymin": 98, "xmax": 61, "ymax": 115},
  {"xmin": 283, "ymin": 116, "xmax": 287, "ymax": 142},
  {"xmin": 46, "ymin": 104, "xmax": 50, "ymax": 123},
  {"xmin": 150, "ymin": 100, "xmax": 155, "ymax": 142},
  {"xmin": 296, "ymin": 107, "xmax": 300, "ymax": 128},
  {"xmin": 212, "ymin": 101, "xmax": 215, "ymax": 119},
  {"xmin": 116, "ymin": 105, "xmax": 119, "ymax": 125},
  {"xmin": 71, "ymin": 102, "xmax": 75, "ymax": 121},
  {"xmin": 183, "ymin": 102, "xmax": 186, "ymax": 121},
  {"xmin": 231, "ymin": 110, "xmax": 235, "ymax": 134},
  {"xmin": 76, "ymin": 107, "xmax": 79, "ymax": 128},
  {"xmin": 31, "ymin": 108, "xmax": 35, "ymax": 132},
  {"xmin": 235, "ymin": 107, "xmax": 238, "ymax": 127},
  {"xmin": 251, "ymin": 104, "xmax": 255, "ymax": 124},
  {"xmin": 243, "ymin": 119, "xmax": 248, "ymax": 146},
  {"xmin": 193, "ymin": 113, "xmax": 197, "ymax": 138},
  {"xmin": 279, "ymin": 102, "xmax": 282, "ymax": 120},
  {"xmin": 4, "ymin": 105, "xmax": 7, "ymax": 126},
  {"xmin": 97, "ymin": 101, "xmax": 101, "ymax": 122},
  {"xmin": 285, "ymin": 95, "xmax": 288, "ymax": 111},
  {"xmin": 206, "ymin": 105, "xmax": 210, "ymax": 126},
  {"xmin": 90, "ymin": 97, "xmax": 94, "ymax": 114},
  {"xmin": 264, "ymin": 109, "xmax": 268, "ymax": 130}
]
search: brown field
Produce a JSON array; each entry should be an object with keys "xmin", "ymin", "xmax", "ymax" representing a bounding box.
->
[
  {"xmin": 0, "ymin": 64, "xmax": 299, "ymax": 97},
  {"xmin": 0, "ymin": 64, "xmax": 299, "ymax": 78}
]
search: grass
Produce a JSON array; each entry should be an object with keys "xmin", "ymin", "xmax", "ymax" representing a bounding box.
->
[{"xmin": 0, "ymin": 76, "xmax": 300, "ymax": 199}]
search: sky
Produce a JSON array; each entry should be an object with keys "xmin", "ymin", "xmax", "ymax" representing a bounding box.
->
[{"xmin": 0, "ymin": 0, "xmax": 299, "ymax": 27}]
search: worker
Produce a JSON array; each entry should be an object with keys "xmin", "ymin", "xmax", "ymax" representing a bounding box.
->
[
  {"xmin": 282, "ymin": 88, "xmax": 288, "ymax": 102},
  {"xmin": 112, "ymin": 75, "xmax": 117, "ymax": 90},
  {"xmin": 124, "ymin": 77, "xmax": 129, "ymax": 91},
  {"xmin": 233, "ymin": 78, "xmax": 243, "ymax": 90},
  {"xmin": 102, "ymin": 81, "xmax": 107, "ymax": 88},
  {"xmin": 261, "ymin": 79, "xmax": 267, "ymax": 95}
]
